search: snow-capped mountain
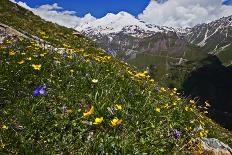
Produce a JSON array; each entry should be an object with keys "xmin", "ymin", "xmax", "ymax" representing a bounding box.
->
[
  {"xmin": 75, "ymin": 12, "xmax": 232, "ymax": 66},
  {"xmin": 75, "ymin": 11, "xmax": 181, "ymax": 38},
  {"xmin": 186, "ymin": 15, "xmax": 232, "ymax": 65}
]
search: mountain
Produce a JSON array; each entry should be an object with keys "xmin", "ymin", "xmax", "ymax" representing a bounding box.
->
[
  {"xmin": 187, "ymin": 15, "xmax": 232, "ymax": 66},
  {"xmin": 0, "ymin": 0, "xmax": 232, "ymax": 153},
  {"xmin": 76, "ymin": 13, "xmax": 232, "ymax": 66}
]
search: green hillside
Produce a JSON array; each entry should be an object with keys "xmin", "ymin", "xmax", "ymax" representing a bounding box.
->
[{"xmin": 0, "ymin": 0, "xmax": 231, "ymax": 154}]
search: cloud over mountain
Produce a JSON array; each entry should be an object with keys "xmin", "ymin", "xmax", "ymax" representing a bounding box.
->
[
  {"xmin": 9, "ymin": 0, "xmax": 232, "ymax": 28},
  {"xmin": 138, "ymin": 0, "xmax": 232, "ymax": 27}
]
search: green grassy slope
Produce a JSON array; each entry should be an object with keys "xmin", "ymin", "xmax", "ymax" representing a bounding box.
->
[{"xmin": 0, "ymin": 0, "xmax": 231, "ymax": 154}]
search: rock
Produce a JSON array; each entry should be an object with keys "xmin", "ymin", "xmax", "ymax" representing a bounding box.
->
[{"xmin": 201, "ymin": 138, "xmax": 232, "ymax": 155}]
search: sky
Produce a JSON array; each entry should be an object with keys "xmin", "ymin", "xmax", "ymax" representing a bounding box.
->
[
  {"xmin": 11, "ymin": 0, "xmax": 232, "ymax": 28},
  {"xmin": 14, "ymin": 0, "xmax": 150, "ymax": 18}
]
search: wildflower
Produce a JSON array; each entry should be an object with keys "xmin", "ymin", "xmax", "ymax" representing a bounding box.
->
[
  {"xmin": 2, "ymin": 125, "xmax": 8, "ymax": 129},
  {"xmin": 40, "ymin": 53, "xmax": 45, "ymax": 57},
  {"xmin": 70, "ymin": 69, "xmax": 74, "ymax": 73},
  {"xmin": 161, "ymin": 87, "xmax": 166, "ymax": 92},
  {"xmin": 173, "ymin": 88, "xmax": 177, "ymax": 91},
  {"xmin": 92, "ymin": 79, "xmax": 98, "ymax": 83},
  {"xmin": 173, "ymin": 102, "xmax": 177, "ymax": 106},
  {"xmin": 199, "ymin": 132, "xmax": 204, "ymax": 137},
  {"xmin": 173, "ymin": 129, "xmax": 181, "ymax": 139},
  {"xmin": 150, "ymin": 79, "xmax": 155, "ymax": 82},
  {"xmin": 93, "ymin": 117, "xmax": 103, "ymax": 125},
  {"xmin": 9, "ymin": 51, "xmax": 16, "ymax": 56},
  {"xmin": 17, "ymin": 60, "xmax": 25, "ymax": 64},
  {"xmin": 205, "ymin": 101, "xmax": 211, "ymax": 107},
  {"xmin": 32, "ymin": 64, "xmax": 41, "ymax": 70},
  {"xmin": 111, "ymin": 118, "xmax": 123, "ymax": 126},
  {"xmin": 27, "ymin": 57, "xmax": 32, "ymax": 61},
  {"xmin": 155, "ymin": 107, "xmax": 161, "ymax": 113},
  {"xmin": 190, "ymin": 100, "xmax": 195, "ymax": 104},
  {"xmin": 116, "ymin": 104, "xmax": 123, "ymax": 110},
  {"xmin": 185, "ymin": 106, "xmax": 189, "ymax": 111},
  {"xmin": 21, "ymin": 52, "xmax": 26, "ymax": 55},
  {"xmin": 62, "ymin": 106, "xmax": 67, "ymax": 112},
  {"xmin": 83, "ymin": 106, "xmax": 94, "ymax": 117},
  {"xmin": 32, "ymin": 86, "xmax": 46, "ymax": 97}
]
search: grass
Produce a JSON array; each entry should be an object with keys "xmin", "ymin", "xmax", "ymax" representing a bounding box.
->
[
  {"xmin": 1, "ymin": 31, "xmax": 232, "ymax": 154},
  {"xmin": 0, "ymin": 0, "xmax": 232, "ymax": 154}
]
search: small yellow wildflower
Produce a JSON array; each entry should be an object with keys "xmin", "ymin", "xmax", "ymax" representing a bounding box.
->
[
  {"xmin": 92, "ymin": 79, "xmax": 98, "ymax": 83},
  {"xmin": 70, "ymin": 69, "xmax": 74, "ymax": 73},
  {"xmin": 199, "ymin": 132, "xmax": 204, "ymax": 137},
  {"xmin": 150, "ymin": 79, "xmax": 155, "ymax": 82},
  {"xmin": 173, "ymin": 102, "xmax": 177, "ymax": 106},
  {"xmin": 21, "ymin": 52, "xmax": 26, "ymax": 55},
  {"xmin": 185, "ymin": 106, "xmax": 189, "ymax": 111},
  {"xmin": 111, "ymin": 118, "xmax": 122, "ymax": 126},
  {"xmin": 2, "ymin": 125, "xmax": 8, "ymax": 129},
  {"xmin": 17, "ymin": 60, "xmax": 25, "ymax": 64},
  {"xmin": 27, "ymin": 57, "xmax": 32, "ymax": 61},
  {"xmin": 205, "ymin": 101, "xmax": 211, "ymax": 107},
  {"xmin": 155, "ymin": 107, "xmax": 161, "ymax": 113},
  {"xmin": 190, "ymin": 100, "xmax": 195, "ymax": 104},
  {"xmin": 9, "ymin": 51, "xmax": 16, "ymax": 56},
  {"xmin": 161, "ymin": 87, "xmax": 166, "ymax": 92},
  {"xmin": 40, "ymin": 53, "xmax": 45, "ymax": 57},
  {"xmin": 116, "ymin": 104, "xmax": 123, "ymax": 110},
  {"xmin": 83, "ymin": 106, "xmax": 94, "ymax": 117},
  {"xmin": 31, "ymin": 64, "xmax": 42, "ymax": 70},
  {"xmin": 93, "ymin": 117, "xmax": 103, "ymax": 125},
  {"xmin": 173, "ymin": 88, "xmax": 177, "ymax": 91}
]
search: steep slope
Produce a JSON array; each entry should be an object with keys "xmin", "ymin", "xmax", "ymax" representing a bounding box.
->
[
  {"xmin": 0, "ymin": 0, "xmax": 231, "ymax": 154},
  {"xmin": 187, "ymin": 15, "xmax": 232, "ymax": 66}
]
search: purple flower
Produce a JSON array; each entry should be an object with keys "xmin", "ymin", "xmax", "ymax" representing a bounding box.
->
[
  {"xmin": 173, "ymin": 129, "xmax": 181, "ymax": 139},
  {"xmin": 32, "ymin": 86, "xmax": 46, "ymax": 97}
]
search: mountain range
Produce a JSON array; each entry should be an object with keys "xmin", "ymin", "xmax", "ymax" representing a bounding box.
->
[{"xmin": 76, "ymin": 12, "xmax": 232, "ymax": 66}]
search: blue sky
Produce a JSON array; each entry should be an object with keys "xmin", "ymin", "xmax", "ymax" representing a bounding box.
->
[
  {"xmin": 13, "ymin": 0, "xmax": 232, "ymax": 28},
  {"xmin": 15, "ymin": 0, "xmax": 150, "ymax": 18}
]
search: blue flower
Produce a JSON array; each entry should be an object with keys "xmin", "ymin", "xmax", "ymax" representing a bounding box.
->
[
  {"xmin": 32, "ymin": 86, "xmax": 46, "ymax": 97},
  {"xmin": 173, "ymin": 129, "xmax": 181, "ymax": 139}
]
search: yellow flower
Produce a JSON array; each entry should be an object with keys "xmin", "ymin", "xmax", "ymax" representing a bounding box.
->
[
  {"xmin": 93, "ymin": 117, "xmax": 103, "ymax": 125},
  {"xmin": 173, "ymin": 88, "xmax": 177, "ymax": 91},
  {"xmin": 40, "ymin": 53, "xmax": 45, "ymax": 57},
  {"xmin": 185, "ymin": 106, "xmax": 189, "ymax": 111},
  {"xmin": 70, "ymin": 69, "xmax": 74, "ymax": 73},
  {"xmin": 27, "ymin": 57, "xmax": 32, "ymax": 61},
  {"xmin": 205, "ymin": 101, "xmax": 211, "ymax": 107},
  {"xmin": 190, "ymin": 100, "xmax": 195, "ymax": 104},
  {"xmin": 161, "ymin": 87, "xmax": 166, "ymax": 92},
  {"xmin": 31, "ymin": 64, "xmax": 42, "ymax": 70},
  {"xmin": 21, "ymin": 52, "xmax": 26, "ymax": 55},
  {"xmin": 111, "ymin": 118, "xmax": 122, "ymax": 126},
  {"xmin": 9, "ymin": 51, "xmax": 16, "ymax": 56},
  {"xmin": 2, "ymin": 125, "xmax": 8, "ymax": 129},
  {"xmin": 116, "ymin": 104, "xmax": 123, "ymax": 110},
  {"xmin": 199, "ymin": 132, "xmax": 204, "ymax": 137},
  {"xmin": 17, "ymin": 60, "xmax": 25, "ymax": 64},
  {"xmin": 150, "ymin": 79, "xmax": 155, "ymax": 82},
  {"xmin": 173, "ymin": 102, "xmax": 177, "ymax": 106},
  {"xmin": 155, "ymin": 107, "xmax": 161, "ymax": 113},
  {"xmin": 92, "ymin": 79, "xmax": 98, "ymax": 83},
  {"xmin": 83, "ymin": 106, "xmax": 94, "ymax": 117}
]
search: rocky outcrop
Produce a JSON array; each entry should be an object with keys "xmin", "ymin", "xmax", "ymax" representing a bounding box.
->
[{"xmin": 201, "ymin": 138, "xmax": 232, "ymax": 155}]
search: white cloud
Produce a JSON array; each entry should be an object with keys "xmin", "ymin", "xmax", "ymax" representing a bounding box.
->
[
  {"xmin": 9, "ymin": 0, "xmax": 96, "ymax": 28},
  {"xmin": 9, "ymin": 0, "xmax": 232, "ymax": 28},
  {"xmin": 138, "ymin": 0, "xmax": 232, "ymax": 27}
]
